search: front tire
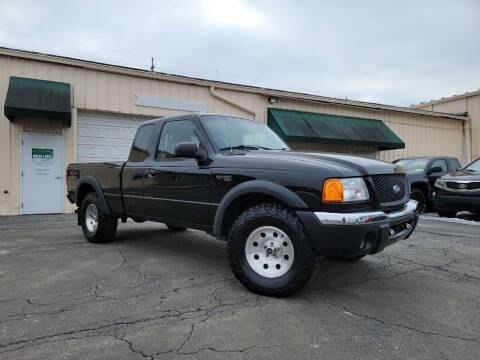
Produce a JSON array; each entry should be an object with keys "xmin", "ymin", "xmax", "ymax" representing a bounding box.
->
[
  {"xmin": 411, "ymin": 189, "xmax": 426, "ymax": 213},
  {"xmin": 166, "ymin": 224, "xmax": 187, "ymax": 231},
  {"xmin": 437, "ymin": 210, "xmax": 457, "ymax": 218},
  {"xmin": 80, "ymin": 192, "xmax": 117, "ymax": 243},
  {"xmin": 227, "ymin": 204, "xmax": 315, "ymax": 297}
]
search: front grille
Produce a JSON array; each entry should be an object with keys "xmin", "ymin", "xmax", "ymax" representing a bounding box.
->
[
  {"xmin": 372, "ymin": 174, "xmax": 407, "ymax": 204},
  {"xmin": 446, "ymin": 181, "xmax": 480, "ymax": 190}
]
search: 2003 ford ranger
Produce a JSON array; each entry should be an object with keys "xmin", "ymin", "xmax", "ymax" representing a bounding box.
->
[{"xmin": 66, "ymin": 113, "xmax": 419, "ymax": 296}]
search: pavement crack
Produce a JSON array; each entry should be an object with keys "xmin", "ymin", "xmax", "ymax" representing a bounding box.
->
[{"xmin": 342, "ymin": 307, "xmax": 479, "ymax": 343}]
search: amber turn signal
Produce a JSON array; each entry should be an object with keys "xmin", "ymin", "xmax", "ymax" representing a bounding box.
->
[{"xmin": 322, "ymin": 178, "xmax": 344, "ymax": 202}]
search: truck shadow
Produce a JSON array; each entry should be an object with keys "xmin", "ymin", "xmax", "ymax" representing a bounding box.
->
[{"xmin": 107, "ymin": 223, "xmax": 383, "ymax": 297}]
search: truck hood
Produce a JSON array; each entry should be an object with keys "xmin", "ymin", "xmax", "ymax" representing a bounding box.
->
[
  {"xmin": 404, "ymin": 172, "xmax": 428, "ymax": 183},
  {"xmin": 442, "ymin": 170, "xmax": 480, "ymax": 182},
  {"xmin": 213, "ymin": 150, "xmax": 403, "ymax": 177}
]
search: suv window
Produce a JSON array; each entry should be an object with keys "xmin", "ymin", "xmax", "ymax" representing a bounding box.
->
[
  {"xmin": 447, "ymin": 158, "xmax": 461, "ymax": 171},
  {"xmin": 129, "ymin": 124, "xmax": 154, "ymax": 162},
  {"xmin": 157, "ymin": 120, "xmax": 200, "ymax": 159},
  {"xmin": 430, "ymin": 159, "xmax": 448, "ymax": 173}
]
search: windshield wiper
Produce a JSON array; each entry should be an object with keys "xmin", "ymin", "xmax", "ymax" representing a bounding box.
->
[{"xmin": 220, "ymin": 145, "xmax": 268, "ymax": 151}]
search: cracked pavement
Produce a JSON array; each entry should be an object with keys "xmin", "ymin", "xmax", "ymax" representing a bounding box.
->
[{"xmin": 0, "ymin": 215, "xmax": 479, "ymax": 359}]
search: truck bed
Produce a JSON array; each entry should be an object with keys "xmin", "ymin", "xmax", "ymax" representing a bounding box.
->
[{"xmin": 67, "ymin": 161, "xmax": 125, "ymax": 214}]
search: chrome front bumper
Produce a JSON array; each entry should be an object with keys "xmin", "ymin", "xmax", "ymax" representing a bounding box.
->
[{"xmin": 314, "ymin": 200, "xmax": 418, "ymax": 225}]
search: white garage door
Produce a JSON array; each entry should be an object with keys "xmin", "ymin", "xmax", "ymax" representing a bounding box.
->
[{"xmin": 77, "ymin": 113, "xmax": 151, "ymax": 162}]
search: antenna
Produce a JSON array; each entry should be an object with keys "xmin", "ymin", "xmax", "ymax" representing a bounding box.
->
[{"xmin": 150, "ymin": 57, "xmax": 155, "ymax": 72}]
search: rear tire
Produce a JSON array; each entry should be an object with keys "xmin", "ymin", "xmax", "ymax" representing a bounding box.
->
[
  {"xmin": 166, "ymin": 224, "xmax": 187, "ymax": 231},
  {"xmin": 410, "ymin": 189, "xmax": 426, "ymax": 213},
  {"xmin": 227, "ymin": 204, "xmax": 315, "ymax": 297},
  {"xmin": 437, "ymin": 210, "xmax": 457, "ymax": 218},
  {"xmin": 80, "ymin": 192, "xmax": 117, "ymax": 243}
]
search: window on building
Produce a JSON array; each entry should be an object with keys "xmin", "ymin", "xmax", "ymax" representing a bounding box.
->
[
  {"xmin": 129, "ymin": 124, "xmax": 153, "ymax": 162},
  {"xmin": 157, "ymin": 120, "xmax": 200, "ymax": 159}
]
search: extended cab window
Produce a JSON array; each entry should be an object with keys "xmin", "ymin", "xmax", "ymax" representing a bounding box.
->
[
  {"xmin": 430, "ymin": 159, "xmax": 447, "ymax": 172},
  {"xmin": 129, "ymin": 124, "xmax": 153, "ymax": 162},
  {"xmin": 447, "ymin": 159, "xmax": 461, "ymax": 171},
  {"xmin": 157, "ymin": 120, "xmax": 200, "ymax": 159}
]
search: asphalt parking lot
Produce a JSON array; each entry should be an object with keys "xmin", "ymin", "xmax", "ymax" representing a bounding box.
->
[{"xmin": 0, "ymin": 215, "xmax": 479, "ymax": 359}]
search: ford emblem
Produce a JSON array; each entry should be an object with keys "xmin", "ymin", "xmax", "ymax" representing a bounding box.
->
[
  {"xmin": 458, "ymin": 183, "xmax": 467, "ymax": 189},
  {"xmin": 392, "ymin": 184, "xmax": 401, "ymax": 193}
]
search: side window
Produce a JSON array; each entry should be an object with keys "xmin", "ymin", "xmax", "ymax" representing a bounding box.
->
[
  {"xmin": 128, "ymin": 125, "xmax": 154, "ymax": 162},
  {"xmin": 447, "ymin": 159, "xmax": 460, "ymax": 171},
  {"xmin": 157, "ymin": 120, "xmax": 200, "ymax": 159},
  {"xmin": 430, "ymin": 159, "xmax": 448, "ymax": 173}
]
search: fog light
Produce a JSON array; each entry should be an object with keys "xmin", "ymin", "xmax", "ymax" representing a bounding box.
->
[{"xmin": 389, "ymin": 229, "xmax": 395, "ymax": 236}]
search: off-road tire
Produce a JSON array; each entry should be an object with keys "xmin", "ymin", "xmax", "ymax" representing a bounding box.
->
[
  {"xmin": 411, "ymin": 188, "xmax": 426, "ymax": 213},
  {"xmin": 437, "ymin": 210, "xmax": 457, "ymax": 218},
  {"xmin": 166, "ymin": 224, "xmax": 188, "ymax": 231},
  {"xmin": 227, "ymin": 204, "xmax": 315, "ymax": 297},
  {"xmin": 326, "ymin": 254, "xmax": 367, "ymax": 262},
  {"xmin": 80, "ymin": 192, "xmax": 117, "ymax": 243}
]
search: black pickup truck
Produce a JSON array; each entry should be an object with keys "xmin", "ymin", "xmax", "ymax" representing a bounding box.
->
[
  {"xmin": 66, "ymin": 113, "xmax": 419, "ymax": 296},
  {"xmin": 393, "ymin": 156, "xmax": 461, "ymax": 211}
]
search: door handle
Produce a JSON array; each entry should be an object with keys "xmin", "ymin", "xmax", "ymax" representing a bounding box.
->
[
  {"xmin": 55, "ymin": 176, "xmax": 62, "ymax": 179},
  {"xmin": 145, "ymin": 169, "xmax": 157, "ymax": 178}
]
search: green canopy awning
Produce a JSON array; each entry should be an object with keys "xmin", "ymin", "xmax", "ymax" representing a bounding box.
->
[
  {"xmin": 268, "ymin": 108, "xmax": 405, "ymax": 150},
  {"xmin": 4, "ymin": 76, "xmax": 71, "ymax": 126}
]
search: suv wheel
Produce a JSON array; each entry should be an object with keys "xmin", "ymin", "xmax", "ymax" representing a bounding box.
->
[
  {"xmin": 411, "ymin": 189, "xmax": 426, "ymax": 212},
  {"xmin": 227, "ymin": 204, "xmax": 315, "ymax": 297},
  {"xmin": 437, "ymin": 210, "xmax": 457, "ymax": 218},
  {"xmin": 166, "ymin": 224, "xmax": 187, "ymax": 231},
  {"xmin": 80, "ymin": 192, "xmax": 117, "ymax": 243}
]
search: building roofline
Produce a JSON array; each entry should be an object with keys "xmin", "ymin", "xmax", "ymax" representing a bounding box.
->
[
  {"xmin": 0, "ymin": 46, "xmax": 469, "ymax": 121},
  {"xmin": 412, "ymin": 89, "xmax": 480, "ymax": 108}
]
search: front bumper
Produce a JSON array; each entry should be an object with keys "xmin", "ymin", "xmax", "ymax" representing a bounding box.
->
[
  {"xmin": 433, "ymin": 190, "xmax": 480, "ymax": 212},
  {"xmin": 296, "ymin": 200, "xmax": 419, "ymax": 257}
]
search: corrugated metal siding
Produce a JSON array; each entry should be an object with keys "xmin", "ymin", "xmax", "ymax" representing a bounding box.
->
[
  {"xmin": 0, "ymin": 54, "xmax": 466, "ymax": 215},
  {"xmin": 416, "ymin": 94, "xmax": 480, "ymax": 161}
]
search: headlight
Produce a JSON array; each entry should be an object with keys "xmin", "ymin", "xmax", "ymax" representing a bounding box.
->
[
  {"xmin": 322, "ymin": 177, "xmax": 369, "ymax": 202},
  {"xmin": 435, "ymin": 178, "xmax": 446, "ymax": 189}
]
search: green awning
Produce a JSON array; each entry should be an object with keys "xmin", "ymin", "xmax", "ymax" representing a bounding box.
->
[
  {"xmin": 4, "ymin": 77, "xmax": 71, "ymax": 126},
  {"xmin": 268, "ymin": 108, "xmax": 405, "ymax": 150}
]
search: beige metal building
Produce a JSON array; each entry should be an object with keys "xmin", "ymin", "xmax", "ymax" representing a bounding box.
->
[
  {"xmin": 413, "ymin": 89, "xmax": 480, "ymax": 162},
  {"xmin": 0, "ymin": 47, "xmax": 470, "ymax": 215}
]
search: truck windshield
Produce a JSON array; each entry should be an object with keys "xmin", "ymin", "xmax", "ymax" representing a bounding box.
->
[
  {"xmin": 395, "ymin": 159, "xmax": 429, "ymax": 172},
  {"xmin": 463, "ymin": 158, "xmax": 480, "ymax": 172},
  {"xmin": 201, "ymin": 115, "xmax": 288, "ymax": 151}
]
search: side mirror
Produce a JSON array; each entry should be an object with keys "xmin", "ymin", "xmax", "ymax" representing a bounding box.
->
[
  {"xmin": 174, "ymin": 142, "xmax": 206, "ymax": 160},
  {"xmin": 428, "ymin": 166, "xmax": 443, "ymax": 174}
]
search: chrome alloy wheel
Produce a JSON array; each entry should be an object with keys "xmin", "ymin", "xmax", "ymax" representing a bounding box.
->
[
  {"xmin": 85, "ymin": 203, "xmax": 98, "ymax": 233},
  {"xmin": 244, "ymin": 226, "xmax": 294, "ymax": 278}
]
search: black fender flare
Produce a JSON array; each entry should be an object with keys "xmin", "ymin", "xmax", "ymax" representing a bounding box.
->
[
  {"xmin": 212, "ymin": 180, "xmax": 309, "ymax": 237},
  {"xmin": 75, "ymin": 176, "xmax": 111, "ymax": 215}
]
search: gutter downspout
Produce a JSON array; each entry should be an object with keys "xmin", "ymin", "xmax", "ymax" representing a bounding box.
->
[{"xmin": 209, "ymin": 86, "xmax": 256, "ymax": 120}]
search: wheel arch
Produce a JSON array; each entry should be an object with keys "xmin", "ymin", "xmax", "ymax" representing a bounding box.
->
[
  {"xmin": 410, "ymin": 181, "xmax": 429, "ymax": 198},
  {"xmin": 76, "ymin": 176, "xmax": 111, "ymax": 215},
  {"xmin": 212, "ymin": 180, "xmax": 309, "ymax": 238}
]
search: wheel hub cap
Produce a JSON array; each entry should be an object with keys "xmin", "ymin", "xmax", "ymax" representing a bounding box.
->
[
  {"xmin": 85, "ymin": 204, "xmax": 98, "ymax": 233},
  {"xmin": 245, "ymin": 226, "xmax": 294, "ymax": 278}
]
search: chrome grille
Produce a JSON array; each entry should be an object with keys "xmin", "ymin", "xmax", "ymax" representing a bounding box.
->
[
  {"xmin": 372, "ymin": 174, "xmax": 407, "ymax": 204},
  {"xmin": 446, "ymin": 181, "xmax": 480, "ymax": 190}
]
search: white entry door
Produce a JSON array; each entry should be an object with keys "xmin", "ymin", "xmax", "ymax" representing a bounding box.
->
[{"xmin": 21, "ymin": 132, "xmax": 64, "ymax": 214}]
